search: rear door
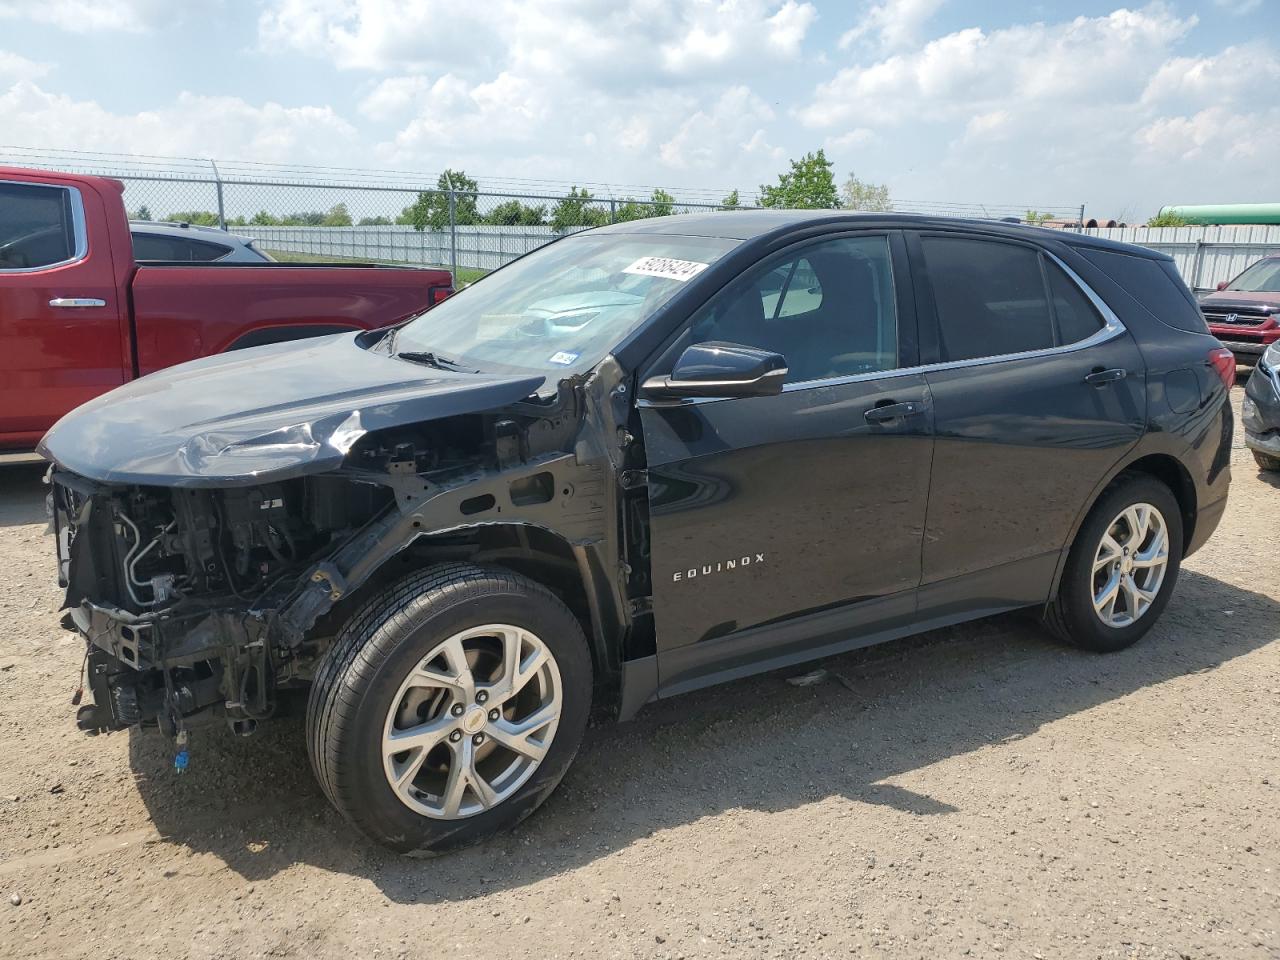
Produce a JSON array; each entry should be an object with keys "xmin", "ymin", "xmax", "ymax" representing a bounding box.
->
[
  {"xmin": 910, "ymin": 232, "xmax": 1146, "ymax": 607},
  {"xmin": 0, "ymin": 177, "xmax": 128, "ymax": 449},
  {"xmin": 637, "ymin": 231, "xmax": 935, "ymax": 693}
]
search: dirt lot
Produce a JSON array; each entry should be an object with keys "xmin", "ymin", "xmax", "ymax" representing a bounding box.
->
[{"xmin": 1, "ymin": 385, "xmax": 1277, "ymax": 960}]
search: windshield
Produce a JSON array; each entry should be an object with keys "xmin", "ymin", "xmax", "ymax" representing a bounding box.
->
[
  {"xmin": 1228, "ymin": 259, "xmax": 1280, "ymax": 293},
  {"xmin": 386, "ymin": 232, "xmax": 738, "ymax": 377}
]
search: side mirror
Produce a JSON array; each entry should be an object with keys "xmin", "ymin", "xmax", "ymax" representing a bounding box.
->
[
  {"xmin": 1216, "ymin": 281, "xmax": 1229, "ymax": 291},
  {"xmin": 640, "ymin": 341, "xmax": 787, "ymax": 401}
]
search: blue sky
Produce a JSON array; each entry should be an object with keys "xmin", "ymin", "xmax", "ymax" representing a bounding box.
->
[{"xmin": 0, "ymin": 0, "xmax": 1276, "ymax": 217}]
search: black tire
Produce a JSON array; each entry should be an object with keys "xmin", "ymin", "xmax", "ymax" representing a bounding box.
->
[
  {"xmin": 1253, "ymin": 450, "xmax": 1280, "ymax": 472},
  {"xmin": 1043, "ymin": 474, "xmax": 1183, "ymax": 653},
  {"xmin": 306, "ymin": 562, "xmax": 593, "ymax": 854}
]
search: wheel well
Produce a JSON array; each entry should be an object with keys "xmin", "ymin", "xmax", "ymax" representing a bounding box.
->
[
  {"xmin": 308, "ymin": 523, "xmax": 614, "ymax": 690},
  {"xmin": 1115, "ymin": 454, "xmax": 1197, "ymax": 554}
]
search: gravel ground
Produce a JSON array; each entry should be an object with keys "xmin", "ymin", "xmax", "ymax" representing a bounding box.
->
[{"xmin": 1, "ymin": 384, "xmax": 1277, "ymax": 960}]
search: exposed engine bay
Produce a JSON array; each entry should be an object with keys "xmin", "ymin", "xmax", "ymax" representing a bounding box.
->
[{"xmin": 49, "ymin": 375, "xmax": 634, "ymax": 748}]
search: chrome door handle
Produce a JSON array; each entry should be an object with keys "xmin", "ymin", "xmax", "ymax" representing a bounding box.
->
[
  {"xmin": 48, "ymin": 298, "xmax": 106, "ymax": 308},
  {"xmin": 1084, "ymin": 367, "xmax": 1127, "ymax": 386},
  {"xmin": 864, "ymin": 400, "xmax": 923, "ymax": 423}
]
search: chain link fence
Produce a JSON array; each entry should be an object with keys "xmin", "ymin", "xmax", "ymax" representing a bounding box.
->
[{"xmin": 2, "ymin": 147, "xmax": 1092, "ymax": 285}]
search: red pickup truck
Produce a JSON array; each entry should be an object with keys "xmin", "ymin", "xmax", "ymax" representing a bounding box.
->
[{"xmin": 1, "ymin": 167, "xmax": 453, "ymax": 456}]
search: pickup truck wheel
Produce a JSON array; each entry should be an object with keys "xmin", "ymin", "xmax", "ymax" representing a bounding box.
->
[
  {"xmin": 1042, "ymin": 475, "xmax": 1183, "ymax": 653},
  {"xmin": 306, "ymin": 563, "xmax": 592, "ymax": 854}
]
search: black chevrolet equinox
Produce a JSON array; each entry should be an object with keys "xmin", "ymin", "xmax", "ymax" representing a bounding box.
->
[{"xmin": 41, "ymin": 211, "xmax": 1234, "ymax": 852}]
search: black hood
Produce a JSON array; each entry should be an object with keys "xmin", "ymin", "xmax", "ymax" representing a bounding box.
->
[{"xmin": 38, "ymin": 333, "xmax": 545, "ymax": 487}]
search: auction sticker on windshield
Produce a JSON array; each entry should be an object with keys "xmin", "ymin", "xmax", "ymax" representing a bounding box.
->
[{"xmin": 622, "ymin": 256, "xmax": 710, "ymax": 282}]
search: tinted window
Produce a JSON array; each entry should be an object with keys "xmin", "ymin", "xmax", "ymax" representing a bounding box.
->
[
  {"xmin": 185, "ymin": 238, "xmax": 234, "ymax": 261},
  {"xmin": 0, "ymin": 182, "xmax": 76, "ymax": 270},
  {"xmin": 133, "ymin": 233, "xmax": 234, "ymax": 262},
  {"xmin": 132, "ymin": 233, "xmax": 183, "ymax": 261},
  {"xmin": 1046, "ymin": 261, "xmax": 1104, "ymax": 345},
  {"xmin": 923, "ymin": 237, "xmax": 1054, "ymax": 361},
  {"xmin": 1078, "ymin": 248, "xmax": 1208, "ymax": 334},
  {"xmin": 689, "ymin": 235, "xmax": 899, "ymax": 383}
]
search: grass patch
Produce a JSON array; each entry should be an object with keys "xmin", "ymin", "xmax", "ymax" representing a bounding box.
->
[{"xmin": 262, "ymin": 249, "xmax": 488, "ymax": 286}]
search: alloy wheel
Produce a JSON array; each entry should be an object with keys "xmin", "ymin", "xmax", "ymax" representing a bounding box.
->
[
  {"xmin": 1091, "ymin": 502, "xmax": 1170, "ymax": 629},
  {"xmin": 381, "ymin": 624, "xmax": 562, "ymax": 819}
]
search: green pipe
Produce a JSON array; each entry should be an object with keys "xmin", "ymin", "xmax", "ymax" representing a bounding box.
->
[{"xmin": 1157, "ymin": 203, "xmax": 1280, "ymax": 225}]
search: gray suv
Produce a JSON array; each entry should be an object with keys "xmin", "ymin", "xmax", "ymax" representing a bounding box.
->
[{"xmin": 130, "ymin": 221, "xmax": 272, "ymax": 263}]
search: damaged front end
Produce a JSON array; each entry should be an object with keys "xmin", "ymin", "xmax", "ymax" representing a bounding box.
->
[{"xmin": 46, "ymin": 358, "xmax": 630, "ymax": 748}]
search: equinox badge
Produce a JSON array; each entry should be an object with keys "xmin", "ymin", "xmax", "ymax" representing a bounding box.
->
[{"xmin": 672, "ymin": 553, "xmax": 766, "ymax": 582}]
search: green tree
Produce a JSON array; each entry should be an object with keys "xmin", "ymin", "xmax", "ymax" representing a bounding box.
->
[
  {"xmin": 483, "ymin": 200, "xmax": 547, "ymax": 226},
  {"xmin": 249, "ymin": 210, "xmax": 281, "ymax": 226},
  {"xmin": 130, "ymin": 204, "xmax": 153, "ymax": 221},
  {"xmin": 1023, "ymin": 209, "xmax": 1054, "ymax": 225},
  {"xmin": 403, "ymin": 169, "xmax": 480, "ymax": 231},
  {"xmin": 166, "ymin": 210, "xmax": 221, "ymax": 226},
  {"xmin": 322, "ymin": 203, "xmax": 353, "ymax": 226},
  {"xmin": 280, "ymin": 211, "xmax": 326, "ymax": 226},
  {"xmin": 720, "ymin": 189, "xmax": 740, "ymax": 210},
  {"xmin": 357, "ymin": 215, "xmax": 393, "ymax": 226},
  {"xmin": 550, "ymin": 187, "xmax": 609, "ymax": 232},
  {"xmin": 841, "ymin": 174, "xmax": 892, "ymax": 212},
  {"xmin": 1146, "ymin": 211, "xmax": 1188, "ymax": 227},
  {"xmin": 759, "ymin": 150, "xmax": 839, "ymax": 209},
  {"xmin": 613, "ymin": 188, "xmax": 678, "ymax": 223}
]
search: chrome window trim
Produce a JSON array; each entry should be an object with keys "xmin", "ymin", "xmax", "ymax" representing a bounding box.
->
[
  {"xmin": 638, "ymin": 248, "xmax": 1127, "ymax": 407},
  {"xmin": 0, "ymin": 180, "xmax": 89, "ymax": 274}
]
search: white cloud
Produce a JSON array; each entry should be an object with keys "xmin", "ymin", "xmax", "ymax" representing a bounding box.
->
[
  {"xmin": 1142, "ymin": 42, "xmax": 1279, "ymax": 107},
  {"xmin": 803, "ymin": 4, "xmax": 1196, "ymax": 129},
  {"xmin": 0, "ymin": 0, "xmax": 170, "ymax": 32},
  {"xmin": 1136, "ymin": 106, "xmax": 1280, "ymax": 165},
  {"xmin": 659, "ymin": 86, "xmax": 777, "ymax": 169},
  {"xmin": 0, "ymin": 81, "xmax": 357, "ymax": 163},
  {"xmin": 359, "ymin": 75, "xmax": 433, "ymax": 122},
  {"xmin": 260, "ymin": 0, "xmax": 816, "ymax": 82},
  {"xmin": 258, "ymin": 0, "xmax": 484, "ymax": 72},
  {"xmin": 838, "ymin": 0, "xmax": 945, "ymax": 51},
  {"xmin": 0, "ymin": 50, "xmax": 51, "ymax": 79}
]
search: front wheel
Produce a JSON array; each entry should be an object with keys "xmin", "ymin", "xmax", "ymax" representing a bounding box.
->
[
  {"xmin": 306, "ymin": 563, "xmax": 593, "ymax": 854},
  {"xmin": 1043, "ymin": 475, "xmax": 1183, "ymax": 653}
]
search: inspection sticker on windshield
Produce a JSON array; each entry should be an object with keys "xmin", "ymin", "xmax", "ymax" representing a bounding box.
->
[
  {"xmin": 622, "ymin": 256, "xmax": 710, "ymax": 282},
  {"xmin": 548, "ymin": 351, "xmax": 580, "ymax": 366}
]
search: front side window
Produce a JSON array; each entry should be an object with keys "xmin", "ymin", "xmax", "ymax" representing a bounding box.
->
[
  {"xmin": 0, "ymin": 182, "xmax": 77, "ymax": 270},
  {"xmin": 923, "ymin": 237, "xmax": 1102, "ymax": 362},
  {"xmin": 389, "ymin": 232, "xmax": 738, "ymax": 377},
  {"xmin": 686, "ymin": 235, "xmax": 899, "ymax": 383}
]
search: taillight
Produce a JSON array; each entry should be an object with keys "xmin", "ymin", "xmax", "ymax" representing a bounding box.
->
[
  {"xmin": 428, "ymin": 285, "xmax": 453, "ymax": 307},
  {"xmin": 1207, "ymin": 346, "xmax": 1236, "ymax": 389}
]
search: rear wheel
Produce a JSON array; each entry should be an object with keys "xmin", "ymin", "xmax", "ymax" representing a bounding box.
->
[
  {"xmin": 1253, "ymin": 450, "xmax": 1280, "ymax": 472},
  {"xmin": 307, "ymin": 563, "xmax": 592, "ymax": 853},
  {"xmin": 1043, "ymin": 475, "xmax": 1183, "ymax": 653}
]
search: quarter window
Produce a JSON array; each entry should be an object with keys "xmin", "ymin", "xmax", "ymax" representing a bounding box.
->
[
  {"xmin": 1045, "ymin": 260, "xmax": 1104, "ymax": 345},
  {"xmin": 0, "ymin": 182, "xmax": 78, "ymax": 270},
  {"xmin": 923, "ymin": 236, "xmax": 1104, "ymax": 362},
  {"xmin": 688, "ymin": 236, "xmax": 899, "ymax": 383}
]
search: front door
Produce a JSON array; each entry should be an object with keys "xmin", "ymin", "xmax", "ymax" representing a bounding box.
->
[{"xmin": 636, "ymin": 232, "xmax": 934, "ymax": 693}]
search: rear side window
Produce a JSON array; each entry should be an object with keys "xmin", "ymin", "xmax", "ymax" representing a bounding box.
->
[
  {"xmin": 0, "ymin": 182, "xmax": 77, "ymax": 270},
  {"xmin": 922, "ymin": 237, "xmax": 1054, "ymax": 361},
  {"xmin": 132, "ymin": 233, "xmax": 233, "ymax": 262},
  {"xmin": 1078, "ymin": 248, "xmax": 1208, "ymax": 334},
  {"xmin": 923, "ymin": 237, "xmax": 1107, "ymax": 361},
  {"xmin": 185, "ymin": 238, "xmax": 234, "ymax": 261}
]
